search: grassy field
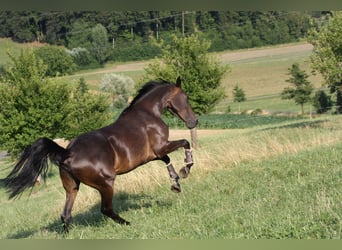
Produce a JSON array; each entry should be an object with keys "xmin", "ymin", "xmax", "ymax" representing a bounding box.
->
[
  {"xmin": 1, "ymin": 39, "xmax": 341, "ymax": 239},
  {"xmin": 1, "ymin": 115, "xmax": 342, "ymax": 239},
  {"xmin": 0, "ymin": 38, "xmax": 43, "ymax": 66},
  {"xmin": 62, "ymin": 41, "xmax": 323, "ymax": 114}
]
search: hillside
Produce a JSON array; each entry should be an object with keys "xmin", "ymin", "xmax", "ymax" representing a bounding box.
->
[
  {"xmin": 69, "ymin": 41, "xmax": 321, "ymax": 114},
  {"xmin": 1, "ymin": 38, "xmax": 322, "ymax": 114},
  {"xmin": 1, "ymin": 115, "xmax": 341, "ymax": 238}
]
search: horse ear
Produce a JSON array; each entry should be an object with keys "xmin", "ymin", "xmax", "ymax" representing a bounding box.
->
[{"xmin": 176, "ymin": 76, "xmax": 182, "ymax": 88}]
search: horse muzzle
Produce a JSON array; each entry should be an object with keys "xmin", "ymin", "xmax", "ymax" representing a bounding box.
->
[{"xmin": 186, "ymin": 118, "xmax": 198, "ymax": 129}]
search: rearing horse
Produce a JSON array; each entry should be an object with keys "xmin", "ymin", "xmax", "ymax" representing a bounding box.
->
[{"xmin": 3, "ymin": 77, "xmax": 198, "ymax": 232}]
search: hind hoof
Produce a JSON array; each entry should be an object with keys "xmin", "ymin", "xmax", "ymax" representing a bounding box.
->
[{"xmin": 113, "ymin": 215, "xmax": 130, "ymax": 225}]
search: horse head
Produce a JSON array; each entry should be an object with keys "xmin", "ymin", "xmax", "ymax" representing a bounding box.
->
[{"xmin": 166, "ymin": 77, "xmax": 198, "ymax": 129}]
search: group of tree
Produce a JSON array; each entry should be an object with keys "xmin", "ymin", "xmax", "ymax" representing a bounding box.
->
[
  {"xmin": 0, "ymin": 50, "xmax": 110, "ymax": 155},
  {"xmin": 282, "ymin": 11, "xmax": 342, "ymax": 115},
  {"xmin": 0, "ymin": 33, "xmax": 227, "ymax": 154},
  {"xmin": 0, "ymin": 11, "xmax": 328, "ymax": 68}
]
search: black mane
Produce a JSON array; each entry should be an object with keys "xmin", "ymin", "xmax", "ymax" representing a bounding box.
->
[{"xmin": 122, "ymin": 79, "xmax": 172, "ymax": 113}]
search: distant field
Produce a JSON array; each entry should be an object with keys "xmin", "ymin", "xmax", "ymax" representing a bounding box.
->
[
  {"xmin": 218, "ymin": 43, "xmax": 323, "ymax": 113},
  {"xmin": 0, "ymin": 38, "xmax": 43, "ymax": 65},
  {"xmin": 66, "ymin": 41, "xmax": 323, "ymax": 114},
  {"xmin": 0, "ymin": 38, "xmax": 24, "ymax": 65},
  {"xmin": 0, "ymin": 38, "xmax": 323, "ymax": 114}
]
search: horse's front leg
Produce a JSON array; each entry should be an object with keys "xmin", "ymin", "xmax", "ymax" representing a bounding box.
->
[
  {"xmin": 160, "ymin": 155, "xmax": 181, "ymax": 193},
  {"xmin": 179, "ymin": 148, "xmax": 193, "ymax": 179},
  {"xmin": 156, "ymin": 139, "xmax": 194, "ymax": 186}
]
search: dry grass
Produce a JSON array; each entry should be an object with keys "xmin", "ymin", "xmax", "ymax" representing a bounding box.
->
[
  {"xmin": 112, "ymin": 116, "xmax": 342, "ymax": 194},
  {"xmin": 49, "ymin": 116, "xmax": 342, "ymax": 215}
]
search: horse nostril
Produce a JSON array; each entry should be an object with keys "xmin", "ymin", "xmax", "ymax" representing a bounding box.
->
[{"xmin": 187, "ymin": 118, "xmax": 198, "ymax": 129}]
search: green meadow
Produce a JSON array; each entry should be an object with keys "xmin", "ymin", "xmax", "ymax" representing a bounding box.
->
[
  {"xmin": 1, "ymin": 39, "xmax": 341, "ymax": 239},
  {"xmin": 1, "ymin": 115, "xmax": 342, "ymax": 239}
]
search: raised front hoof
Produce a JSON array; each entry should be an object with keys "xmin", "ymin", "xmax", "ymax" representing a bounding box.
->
[
  {"xmin": 171, "ymin": 183, "xmax": 181, "ymax": 193},
  {"xmin": 179, "ymin": 166, "xmax": 190, "ymax": 179}
]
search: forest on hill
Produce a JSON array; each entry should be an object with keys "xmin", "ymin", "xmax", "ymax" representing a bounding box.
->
[{"xmin": 0, "ymin": 11, "xmax": 329, "ymax": 63}]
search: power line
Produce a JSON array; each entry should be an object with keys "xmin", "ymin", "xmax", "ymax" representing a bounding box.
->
[
  {"xmin": 46, "ymin": 11, "xmax": 303, "ymax": 38},
  {"xmin": 53, "ymin": 11, "xmax": 196, "ymax": 36}
]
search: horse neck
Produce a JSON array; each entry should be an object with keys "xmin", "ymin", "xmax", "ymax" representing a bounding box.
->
[{"xmin": 132, "ymin": 87, "xmax": 170, "ymax": 117}]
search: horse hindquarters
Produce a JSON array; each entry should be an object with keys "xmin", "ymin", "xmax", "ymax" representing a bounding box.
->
[{"xmin": 65, "ymin": 132, "xmax": 130, "ymax": 228}]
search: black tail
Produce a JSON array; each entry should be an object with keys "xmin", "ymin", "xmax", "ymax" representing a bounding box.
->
[{"xmin": 2, "ymin": 137, "xmax": 68, "ymax": 199}]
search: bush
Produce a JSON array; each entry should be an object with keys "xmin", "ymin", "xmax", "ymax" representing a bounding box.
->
[
  {"xmin": 109, "ymin": 40, "xmax": 162, "ymax": 62},
  {"xmin": 99, "ymin": 73, "xmax": 134, "ymax": 109},
  {"xmin": 66, "ymin": 47, "xmax": 100, "ymax": 70},
  {"xmin": 34, "ymin": 45, "xmax": 77, "ymax": 77},
  {"xmin": 0, "ymin": 50, "xmax": 109, "ymax": 155},
  {"xmin": 313, "ymin": 90, "xmax": 332, "ymax": 114}
]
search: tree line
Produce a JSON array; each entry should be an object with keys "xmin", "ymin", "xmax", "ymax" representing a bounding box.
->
[{"xmin": 0, "ymin": 11, "xmax": 328, "ymax": 65}]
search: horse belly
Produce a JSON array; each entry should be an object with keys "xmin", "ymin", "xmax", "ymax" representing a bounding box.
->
[{"xmin": 111, "ymin": 140, "xmax": 155, "ymax": 175}]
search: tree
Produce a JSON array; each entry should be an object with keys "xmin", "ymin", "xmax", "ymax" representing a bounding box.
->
[
  {"xmin": 0, "ymin": 50, "xmax": 69, "ymax": 154},
  {"xmin": 0, "ymin": 49, "xmax": 109, "ymax": 155},
  {"xmin": 63, "ymin": 78, "xmax": 110, "ymax": 139},
  {"xmin": 232, "ymin": 84, "xmax": 246, "ymax": 113},
  {"xmin": 66, "ymin": 20, "xmax": 92, "ymax": 49},
  {"xmin": 91, "ymin": 23, "xmax": 109, "ymax": 65},
  {"xmin": 308, "ymin": 11, "xmax": 342, "ymax": 114},
  {"xmin": 142, "ymin": 34, "xmax": 229, "ymax": 115},
  {"xmin": 77, "ymin": 77, "xmax": 89, "ymax": 94},
  {"xmin": 100, "ymin": 73, "xmax": 134, "ymax": 109},
  {"xmin": 281, "ymin": 63, "xmax": 314, "ymax": 115},
  {"xmin": 308, "ymin": 11, "xmax": 342, "ymax": 89}
]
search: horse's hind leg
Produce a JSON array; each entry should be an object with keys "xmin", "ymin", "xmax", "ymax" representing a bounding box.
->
[
  {"xmin": 97, "ymin": 178, "xmax": 130, "ymax": 225},
  {"xmin": 59, "ymin": 168, "xmax": 80, "ymax": 233}
]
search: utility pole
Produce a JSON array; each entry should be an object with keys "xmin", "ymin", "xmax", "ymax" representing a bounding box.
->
[
  {"xmin": 112, "ymin": 37, "xmax": 115, "ymax": 49},
  {"xmin": 131, "ymin": 26, "xmax": 133, "ymax": 41},
  {"xmin": 156, "ymin": 22, "xmax": 159, "ymax": 40},
  {"xmin": 182, "ymin": 11, "xmax": 185, "ymax": 36}
]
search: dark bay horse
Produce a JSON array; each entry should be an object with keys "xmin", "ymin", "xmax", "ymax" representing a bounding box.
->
[{"xmin": 2, "ymin": 77, "xmax": 198, "ymax": 232}]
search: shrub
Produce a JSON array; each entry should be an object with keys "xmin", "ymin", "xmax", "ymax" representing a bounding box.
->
[
  {"xmin": 109, "ymin": 40, "xmax": 162, "ymax": 62},
  {"xmin": 34, "ymin": 45, "xmax": 77, "ymax": 77},
  {"xmin": 313, "ymin": 90, "xmax": 332, "ymax": 114},
  {"xmin": 100, "ymin": 73, "xmax": 134, "ymax": 109},
  {"xmin": 0, "ymin": 50, "xmax": 109, "ymax": 155},
  {"xmin": 66, "ymin": 47, "xmax": 99, "ymax": 70}
]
